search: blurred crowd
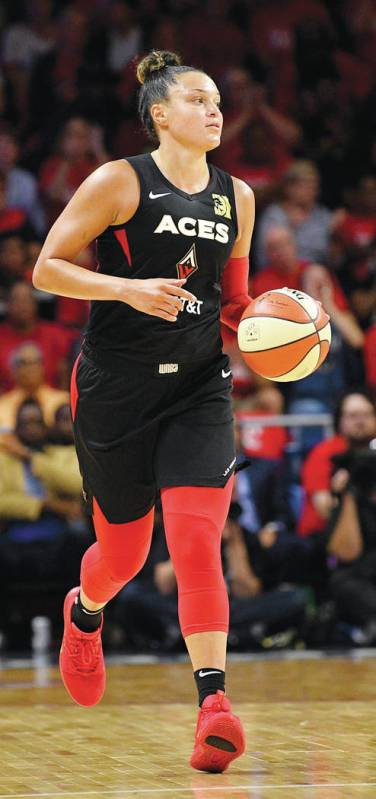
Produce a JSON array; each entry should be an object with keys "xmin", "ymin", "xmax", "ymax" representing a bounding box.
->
[{"xmin": 0, "ymin": 0, "xmax": 375, "ymax": 654}]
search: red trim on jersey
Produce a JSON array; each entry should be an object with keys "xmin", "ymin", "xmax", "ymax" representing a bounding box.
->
[
  {"xmin": 220, "ymin": 256, "xmax": 252, "ymax": 331},
  {"xmin": 70, "ymin": 353, "xmax": 81, "ymax": 421},
  {"xmin": 114, "ymin": 228, "xmax": 132, "ymax": 266}
]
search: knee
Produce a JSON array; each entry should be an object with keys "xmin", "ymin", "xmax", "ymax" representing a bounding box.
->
[
  {"xmin": 167, "ymin": 514, "xmax": 222, "ymax": 567},
  {"xmin": 102, "ymin": 540, "xmax": 150, "ymax": 584}
]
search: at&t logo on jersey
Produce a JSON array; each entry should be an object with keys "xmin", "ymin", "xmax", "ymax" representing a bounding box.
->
[{"xmin": 154, "ymin": 214, "xmax": 229, "ymax": 243}]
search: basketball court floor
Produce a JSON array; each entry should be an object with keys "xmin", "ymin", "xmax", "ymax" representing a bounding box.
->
[{"xmin": 1, "ymin": 651, "xmax": 376, "ymax": 799}]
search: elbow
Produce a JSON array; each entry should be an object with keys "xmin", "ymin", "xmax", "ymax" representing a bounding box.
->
[
  {"xmin": 32, "ymin": 266, "xmax": 43, "ymax": 290},
  {"xmin": 32, "ymin": 259, "xmax": 52, "ymax": 292},
  {"xmin": 347, "ymin": 332, "xmax": 365, "ymax": 350},
  {"xmin": 354, "ymin": 331, "xmax": 365, "ymax": 349}
]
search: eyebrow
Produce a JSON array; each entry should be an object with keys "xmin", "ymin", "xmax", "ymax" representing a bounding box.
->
[{"xmin": 187, "ymin": 89, "xmax": 221, "ymax": 97}]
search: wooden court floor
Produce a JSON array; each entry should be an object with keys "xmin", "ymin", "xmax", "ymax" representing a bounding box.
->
[{"xmin": 1, "ymin": 653, "xmax": 376, "ymax": 799}]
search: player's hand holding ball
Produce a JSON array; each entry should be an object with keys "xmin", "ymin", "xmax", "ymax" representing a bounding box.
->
[{"xmin": 237, "ymin": 286, "xmax": 331, "ymax": 382}]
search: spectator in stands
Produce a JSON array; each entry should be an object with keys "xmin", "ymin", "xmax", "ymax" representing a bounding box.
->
[
  {"xmin": 331, "ymin": 175, "xmax": 376, "ymax": 327},
  {"xmin": 255, "ymin": 160, "xmax": 340, "ymax": 268},
  {"xmin": 104, "ymin": 1, "xmax": 142, "ymax": 75},
  {"xmin": 236, "ymin": 385, "xmax": 287, "ymax": 461},
  {"xmin": 0, "ymin": 397, "xmax": 90, "ymax": 649},
  {"xmin": 1, "ymin": 0, "xmax": 56, "ymax": 129},
  {"xmin": 183, "ymin": 1, "xmax": 247, "ymax": 81},
  {"xmin": 0, "ymin": 128, "xmax": 46, "ymax": 235},
  {"xmin": 228, "ymin": 118, "xmax": 294, "ymax": 210},
  {"xmin": 0, "ymin": 343, "xmax": 68, "ymax": 432},
  {"xmin": 223, "ymin": 505, "xmax": 307, "ymax": 649},
  {"xmin": 0, "ymin": 173, "xmax": 36, "ymax": 241},
  {"xmin": 0, "ymin": 397, "xmax": 84, "ymax": 537},
  {"xmin": 299, "ymin": 390, "xmax": 376, "ymax": 537},
  {"xmin": 248, "ymin": 0, "xmax": 331, "ymax": 114},
  {"xmin": 344, "ymin": 0, "xmax": 376, "ymax": 73},
  {"xmin": 215, "ymin": 67, "xmax": 300, "ymax": 197},
  {"xmin": 253, "ymin": 224, "xmax": 364, "ymax": 411},
  {"xmin": 253, "ymin": 225, "xmax": 364, "ymax": 351},
  {"xmin": 0, "ymin": 281, "xmax": 75, "ymax": 392},
  {"xmin": 39, "ymin": 116, "xmax": 109, "ymax": 224},
  {"xmin": 28, "ymin": 6, "xmax": 95, "ymax": 139},
  {"xmin": 336, "ymin": 175, "xmax": 376, "ymax": 260},
  {"xmin": 327, "ymin": 445, "xmax": 376, "ymax": 642},
  {"xmin": 0, "ymin": 236, "xmax": 30, "ymax": 296},
  {"xmin": 364, "ymin": 315, "xmax": 376, "ymax": 398}
]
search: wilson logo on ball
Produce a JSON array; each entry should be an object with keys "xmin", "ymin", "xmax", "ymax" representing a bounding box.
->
[{"xmin": 243, "ymin": 321, "xmax": 260, "ymax": 342}]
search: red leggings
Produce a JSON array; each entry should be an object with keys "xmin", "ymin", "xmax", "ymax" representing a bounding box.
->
[{"xmin": 81, "ymin": 478, "xmax": 233, "ymax": 637}]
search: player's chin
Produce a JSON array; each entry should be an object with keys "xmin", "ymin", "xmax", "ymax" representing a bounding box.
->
[{"xmin": 204, "ymin": 131, "xmax": 222, "ymax": 151}]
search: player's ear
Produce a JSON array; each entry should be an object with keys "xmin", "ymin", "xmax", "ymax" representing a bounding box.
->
[{"xmin": 150, "ymin": 103, "xmax": 168, "ymax": 131}]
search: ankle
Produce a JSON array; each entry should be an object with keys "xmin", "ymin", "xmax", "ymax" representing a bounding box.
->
[{"xmin": 71, "ymin": 593, "xmax": 105, "ymax": 633}]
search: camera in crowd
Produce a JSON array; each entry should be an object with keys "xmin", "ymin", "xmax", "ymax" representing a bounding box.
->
[{"xmin": 332, "ymin": 443, "xmax": 376, "ymax": 501}]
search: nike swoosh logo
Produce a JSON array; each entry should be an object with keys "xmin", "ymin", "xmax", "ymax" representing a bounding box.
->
[
  {"xmin": 221, "ymin": 369, "xmax": 231, "ymax": 378},
  {"xmin": 198, "ymin": 669, "xmax": 222, "ymax": 677},
  {"xmin": 149, "ymin": 191, "xmax": 171, "ymax": 199}
]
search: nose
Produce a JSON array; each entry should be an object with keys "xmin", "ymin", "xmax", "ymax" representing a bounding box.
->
[{"xmin": 207, "ymin": 102, "xmax": 221, "ymax": 118}]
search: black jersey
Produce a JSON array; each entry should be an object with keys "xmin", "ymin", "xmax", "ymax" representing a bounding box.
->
[{"xmin": 86, "ymin": 153, "xmax": 238, "ymax": 362}]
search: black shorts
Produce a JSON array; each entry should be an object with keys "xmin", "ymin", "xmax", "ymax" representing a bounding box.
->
[{"xmin": 72, "ymin": 345, "xmax": 235, "ymax": 523}]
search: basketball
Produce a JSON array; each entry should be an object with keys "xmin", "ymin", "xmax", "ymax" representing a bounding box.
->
[{"xmin": 237, "ymin": 287, "xmax": 331, "ymax": 382}]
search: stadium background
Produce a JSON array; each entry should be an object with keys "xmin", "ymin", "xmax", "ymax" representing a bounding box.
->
[{"xmin": 0, "ymin": 0, "xmax": 375, "ymax": 655}]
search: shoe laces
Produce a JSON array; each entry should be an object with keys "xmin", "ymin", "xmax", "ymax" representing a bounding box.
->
[{"xmin": 66, "ymin": 633, "xmax": 101, "ymax": 673}]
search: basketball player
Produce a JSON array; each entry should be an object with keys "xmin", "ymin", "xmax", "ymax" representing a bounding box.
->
[{"xmin": 33, "ymin": 50, "xmax": 254, "ymax": 773}]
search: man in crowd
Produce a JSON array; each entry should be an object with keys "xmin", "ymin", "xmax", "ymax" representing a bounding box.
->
[
  {"xmin": 0, "ymin": 342, "xmax": 68, "ymax": 432},
  {"xmin": 299, "ymin": 390, "xmax": 376, "ymax": 536}
]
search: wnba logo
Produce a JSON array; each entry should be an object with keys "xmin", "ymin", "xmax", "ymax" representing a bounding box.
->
[{"xmin": 176, "ymin": 244, "xmax": 198, "ymax": 280}]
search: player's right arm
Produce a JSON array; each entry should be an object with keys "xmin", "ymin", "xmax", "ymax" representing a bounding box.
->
[{"xmin": 33, "ymin": 160, "xmax": 196, "ymax": 323}]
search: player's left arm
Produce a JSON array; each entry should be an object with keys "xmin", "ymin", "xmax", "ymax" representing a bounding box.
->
[{"xmin": 220, "ymin": 178, "xmax": 255, "ymax": 331}]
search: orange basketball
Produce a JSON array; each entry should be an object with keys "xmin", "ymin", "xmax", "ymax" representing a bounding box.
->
[{"xmin": 237, "ymin": 287, "xmax": 331, "ymax": 382}]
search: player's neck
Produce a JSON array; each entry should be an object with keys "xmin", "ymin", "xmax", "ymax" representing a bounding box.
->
[{"xmin": 152, "ymin": 145, "xmax": 210, "ymax": 195}]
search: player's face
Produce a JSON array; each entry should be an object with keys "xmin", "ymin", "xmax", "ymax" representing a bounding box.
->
[{"xmin": 155, "ymin": 72, "xmax": 223, "ymax": 152}]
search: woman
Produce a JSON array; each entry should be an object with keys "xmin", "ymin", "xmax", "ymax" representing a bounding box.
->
[
  {"xmin": 255, "ymin": 159, "xmax": 336, "ymax": 268},
  {"xmin": 33, "ymin": 50, "xmax": 254, "ymax": 773}
]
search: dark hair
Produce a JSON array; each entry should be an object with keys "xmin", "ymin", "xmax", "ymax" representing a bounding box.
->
[
  {"xmin": 334, "ymin": 388, "xmax": 376, "ymax": 432},
  {"xmin": 137, "ymin": 50, "xmax": 201, "ymax": 141},
  {"xmin": 16, "ymin": 398, "xmax": 44, "ymax": 427}
]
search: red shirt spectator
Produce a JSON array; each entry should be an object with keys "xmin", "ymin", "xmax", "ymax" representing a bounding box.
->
[
  {"xmin": 251, "ymin": 225, "xmax": 367, "ymax": 358},
  {"xmin": 215, "ymin": 69, "xmax": 300, "ymax": 191},
  {"xmin": 298, "ymin": 434, "xmax": 347, "ymax": 536},
  {"xmin": 364, "ymin": 323, "xmax": 376, "ymax": 397},
  {"xmin": 39, "ymin": 117, "xmax": 109, "ymax": 224},
  {"xmin": 237, "ymin": 409, "xmax": 288, "ymax": 461},
  {"xmin": 0, "ymin": 282, "xmax": 75, "ymax": 392},
  {"xmin": 334, "ymin": 176, "xmax": 376, "ymax": 251},
  {"xmin": 249, "ymin": 0, "xmax": 330, "ymax": 111},
  {"xmin": 252, "ymin": 257, "xmax": 349, "ymax": 312},
  {"xmin": 298, "ymin": 390, "xmax": 376, "ymax": 536},
  {"xmin": 337, "ymin": 215, "xmax": 376, "ymax": 250}
]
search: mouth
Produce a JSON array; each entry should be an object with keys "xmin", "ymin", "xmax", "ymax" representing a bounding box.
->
[{"xmin": 206, "ymin": 123, "xmax": 221, "ymax": 130}]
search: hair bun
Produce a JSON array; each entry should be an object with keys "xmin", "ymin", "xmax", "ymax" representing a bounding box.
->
[{"xmin": 136, "ymin": 50, "xmax": 181, "ymax": 84}]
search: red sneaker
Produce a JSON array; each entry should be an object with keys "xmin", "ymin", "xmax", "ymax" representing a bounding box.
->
[
  {"xmin": 59, "ymin": 587, "xmax": 106, "ymax": 707},
  {"xmin": 190, "ymin": 690, "xmax": 246, "ymax": 773}
]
